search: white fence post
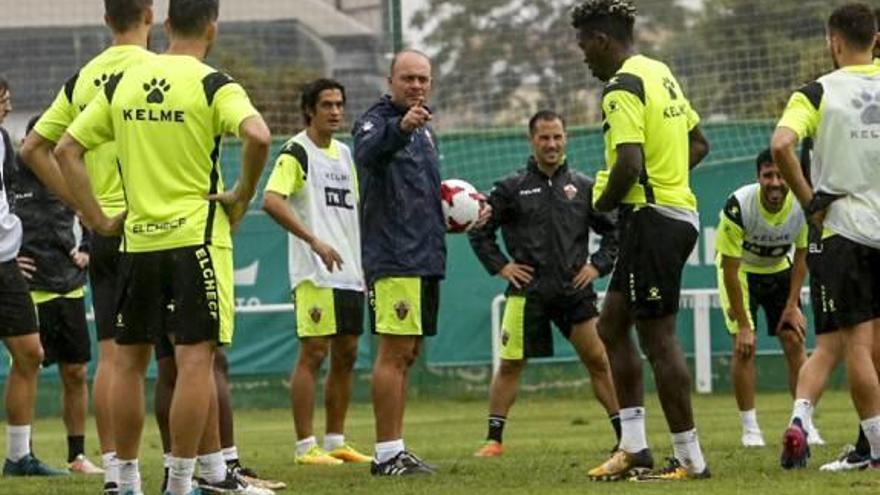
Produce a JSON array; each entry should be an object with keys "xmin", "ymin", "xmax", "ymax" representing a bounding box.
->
[
  {"xmin": 693, "ymin": 292, "xmax": 713, "ymax": 394},
  {"xmin": 490, "ymin": 294, "xmax": 506, "ymax": 374}
]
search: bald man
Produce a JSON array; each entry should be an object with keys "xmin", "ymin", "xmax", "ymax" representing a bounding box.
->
[{"xmin": 352, "ymin": 50, "xmax": 459, "ymax": 476}]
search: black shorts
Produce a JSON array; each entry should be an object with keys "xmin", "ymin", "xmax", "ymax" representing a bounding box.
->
[
  {"xmin": 115, "ymin": 245, "xmax": 234, "ymax": 347},
  {"xmin": 292, "ymin": 281, "xmax": 364, "ymax": 338},
  {"xmin": 808, "ymin": 235, "xmax": 880, "ymax": 334},
  {"xmin": 500, "ymin": 290, "xmax": 599, "ymax": 360},
  {"xmin": 88, "ymin": 234, "xmax": 123, "ymax": 341},
  {"xmin": 36, "ymin": 297, "xmax": 91, "ymax": 366},
  {"xmin": 745, "ymin": 269, "xmax": 791, "ymax": 337},
  {"xmin": 608, "ymin": 206, "xmax": 698, "ymax": 319},
  {"xmin": 369, "ymin": 276, "xmax": 440, "ymax": 337},
  {"xmin": 0, "ymin": 259, "xmax": 38, "ymax": 337}
]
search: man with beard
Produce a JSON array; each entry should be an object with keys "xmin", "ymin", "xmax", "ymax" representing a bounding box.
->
[
  {"xmin": 772, "ymin": 2, "xmax": 880, "ymax": 471},
  {"xmin": 468, "ymin": 110, "xmax": 621, "ymax": 458},
  {"xmin": 715, "ymin": 149, "xmax": 813, "ymax": 448}
]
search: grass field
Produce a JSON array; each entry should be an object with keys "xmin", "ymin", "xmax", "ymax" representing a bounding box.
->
[{"xmin": 2, "ymin": 390, "xmax": 879, "ymax": 494}]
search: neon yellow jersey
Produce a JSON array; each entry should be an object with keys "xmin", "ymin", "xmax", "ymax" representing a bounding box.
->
[
  {"xmin": 594, "ymin": 55, "xmax": 700, "ymax": 211},
  {"xmin": 34, "ymin": 45, "xmax": 154, "ymax": 217},
  {"xmin": 67, "ymin": 54, "xmax": 259, "ymax": 252}
]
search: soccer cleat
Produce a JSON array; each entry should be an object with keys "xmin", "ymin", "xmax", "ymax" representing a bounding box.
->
[
  {"xmin": 588, "ymin": 449, "xmax": 654, "ymax": 481},
  {"xmin": 68, "ymin": 453, "xmax": 105, "ymax": 474},
  {"xmin": 370, "ymin": 451, "xmax": 435, "ymax": 476},
  {"xmin": 103, "ymin": 481, "xmax": 119, "ymax": 495},
  {"xmin": 630, "ymin": 457, "xmax": 711, "ymax": 482},
  {"xmin": 195, "ymin": 469, "xmax": 275, "ymax": 494},
  {"xmin": 807, "ymin": 426, "xmax": 826, "ymax": 446},
  {"xmin": 328, "ymin": 443, "xmax": 372, "ymax": 463},
  {"xmin": 780, "ymin": 423, "xmax": 810, "ymax": 469},
  {"xmin": 741, "ymin": 428, "xmax": 766, "ymax": 448},
  {"xmin": 2, "ymin": 454, "xmax": 69, "ymax": 476},
  {"xmin": 473, "ymin": 440, "xmax": 504, "ymax": 458},
  {"xmin": 295, "ymin": 445, "xmax": 343, "ymax": 465},
  {"xmin": 820, "ymin": 445, "xmax": 871, "ymax": 472},
  {"xmin": 228, "ymin": 460, "xmax": 287, "ymax": 491}
]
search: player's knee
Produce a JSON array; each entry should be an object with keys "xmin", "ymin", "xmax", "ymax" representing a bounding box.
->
[
  {"xmin": 498, "ymin": 359, "xmax": 525, "ymax": 376},
  {"xmin": 331, "ymin": 345, "xmax": 358, "ymax": 370},
  {"xmin": 299, "ymin": 342, "xmax": 330, "ymax": 368},
  {"xmin": 61, "ymin": 364, "xmax": 88, "ymax": 386},
  {"xmin": 11, "ymin": 340, "xmax": 44, "ymax": 372}
]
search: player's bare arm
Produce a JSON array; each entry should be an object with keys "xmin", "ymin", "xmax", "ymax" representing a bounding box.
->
[
  {"xmin": 721, "ymin": 254, "xmax": 755, "ymax": 358},
  {"xmin": 594, "ymin": 143, "xmax": 642, "ymax": 212},
  {"xmin": 263, "ymin": 191, "xmax": 343, "ymax": 272}
]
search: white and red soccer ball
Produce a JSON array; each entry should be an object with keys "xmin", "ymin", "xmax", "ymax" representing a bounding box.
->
[{"xmin": 440, "ymin": 179, "xmax": 484, "ymax": 233}]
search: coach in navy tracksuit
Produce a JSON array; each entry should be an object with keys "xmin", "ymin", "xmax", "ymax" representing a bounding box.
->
[{"xmin": 352, "ymin": 50, "xmax": 451, "ymax": 475}]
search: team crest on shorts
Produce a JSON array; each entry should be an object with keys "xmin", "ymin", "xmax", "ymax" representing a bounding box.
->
[
  {"xmin": 563, "ymin": 184, "xmax": 578, "ymax": 200},
  {"xmin": 501, "ymin": 330, "xmax": 510, "ymax": 346},
  {"xmin": 309, "ymin": 306, "xmax": 323, "ymax": 323},
  {"xmin": 394, "ymin": 300, "xmax": 411, "ymax": 320},
  {"xmin": 647, "ymin": 287, "xmax": 662, "ymax": 301}
]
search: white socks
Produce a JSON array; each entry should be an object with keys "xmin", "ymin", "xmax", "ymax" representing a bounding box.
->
[
  {"xmin": 296, "ymin": 436, "xmax": 317, "ymax": 456},
  {"xmin": 101, "ymin": 452, "xmax": 119, "ymax": 486},
  {"xmin": 740, "ymin": 409, "xmax": 760, "ymax": 431},
  {"xmin": 167, "ymin": 456, "xmax": 196, "ymax": 495},
  {"xmin": 618, "ymin": 407, "xmax": 648, "ymax": 453},
  {"xmin": 118, "ymin": 458, "xmax": 141, "ymax": 494},
  {"xmin": 672, "ymin": 429, "xmax": 707, "ymax": 473},
  {"xmin": 374, "ymin": 439, "xmax": 405, "ymax": 463},
  {"xmin": 861, "ymin": 415, "xmax": 880, "ymax": 459},
  {"xmin": 6, "ymin": 425, "xmax": 31, "ymax": 462},
  {"xmin": 324, "ymin": 433, "xmax": 345, "ymax": 451},
  {"xmin": 791, "ymin": 398, "xmax": 813, "ymax": 427},
  {"xmin": 221, "ymin": 446, "xmax": 239, "ymax": 463},
  {"xmin": 197, "ymin": 451, "xmax": 227, "ymax": 485}
]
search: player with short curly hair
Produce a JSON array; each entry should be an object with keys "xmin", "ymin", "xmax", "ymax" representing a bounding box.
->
[{"xmin": 572, "ymin": 0, "xmax": 712, "ymax": 482}]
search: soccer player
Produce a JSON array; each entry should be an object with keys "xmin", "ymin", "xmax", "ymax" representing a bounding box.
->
[
  {"xmin": 715, "ymin": 149, "xmax": 815, "ymax": 448},
  {"xmin": 572, "ymin": 0, "xmax": 712, "ymax": 481},
  {"xmin": 771, "ymin": 2, "xmax": 880, "ymax": 471},
  {"xmin": 1, "ymin": 80, "xmax": 67, "ymax": 478},
  {"xmin": 468, "ymin": 110, "xmax": 620, "ymax": 458},
  {"xmin": 153, "ymin": 341, "xmax": 282, "ymax": 493},
  {"xmin": 20, "ymin": 1, "xmax": 155, "ymax": 490},
  {"xmin": 14, "ymin": 115, "xmax": 103, "ymax": 474},
  {"xmin": 264, "ymin": 79, "xmax": 371, "ymax": 466},
  {"xmin": 54, "ymin": 1, "xmax": 271, "ymax": 494}
]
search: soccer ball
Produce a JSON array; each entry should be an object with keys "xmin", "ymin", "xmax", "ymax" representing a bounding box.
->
[{"xmin": 440, "ymin": 179, "xmax": 484, "ymax": 233}]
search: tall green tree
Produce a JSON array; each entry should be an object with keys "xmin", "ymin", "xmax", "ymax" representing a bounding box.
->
[{"xmin": 411, "ymin": 0, "xmax": 687, "ymax": 128}]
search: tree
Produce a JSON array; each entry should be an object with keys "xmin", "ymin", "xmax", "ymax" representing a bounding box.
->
[
  {"xmin": 411, "ymin": 0, "xmax": 846, "ymax": 128},
  {"xmin": 212, "ymin": 42, "xmax": 320, "ymax": 136},
  {"xmin": 410, "ymin": 0, "xmax": 688, "ymax": 129},
  {"xmin": 664, "ymin": 0, "xmax": 843, "ymax": 120}
]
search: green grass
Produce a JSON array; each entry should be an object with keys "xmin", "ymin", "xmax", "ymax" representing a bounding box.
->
[{"xmin": 2, "ymin": 390, "xmax": 879, "ymax": 494}]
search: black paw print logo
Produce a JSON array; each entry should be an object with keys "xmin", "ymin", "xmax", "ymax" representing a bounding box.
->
[
  {"xmin": 143, "ymin": 78, "xmax": 171, "ymax": 104},
  {"xmin": 851, "ymin": 90, "xmax": 880, "ymax": 125},
  {"xmin": 93, "ymin": 73, "xmax": 111, "ymax": 87}
]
